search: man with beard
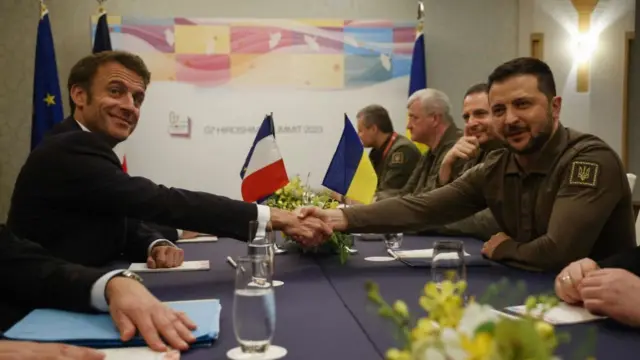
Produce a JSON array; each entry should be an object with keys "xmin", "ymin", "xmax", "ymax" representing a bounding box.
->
[{"xmin": 298, "ymin": 57, "xmax": 635, "ymax": 272}]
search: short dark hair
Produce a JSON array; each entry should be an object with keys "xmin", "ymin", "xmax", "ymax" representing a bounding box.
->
[
  {"xmin": 487, "ymin": 57, "xmax": 556, "ymax": 99},
  {"xmin": 356, "ymin": 104, "xmax": 394, "ymax": 133},
  {"xmin": 68, "ymin": 51, "xmax": 151, "ymax": 113},
  {"xmin": 463, "ymin": 83, "xmax": 489, "ymax": 98}
]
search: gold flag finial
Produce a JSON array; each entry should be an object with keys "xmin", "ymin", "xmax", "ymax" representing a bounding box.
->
[
  {"xmin": 40, "ymin": 0, "xmax": 48, "ymax": 19},
  {"xmin": 97, "ymin": 0, "xmax": 107, "ymax": 14},
  {"xmin": 416, "ymin": 1, "xmax": 424, "ymax": 34}
]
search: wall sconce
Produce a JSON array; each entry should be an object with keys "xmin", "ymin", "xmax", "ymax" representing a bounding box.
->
[{"xmin": 570, "ymin": 0, "xmax": 599, "ymax": 92}]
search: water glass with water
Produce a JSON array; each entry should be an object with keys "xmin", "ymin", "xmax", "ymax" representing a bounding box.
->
[
  {"xmin": 233, "ymin": 255, "xmax": 275, "ymax": 354},
  {"xmin": 383, "ymin": 233, "xmax": 403, "ymax": 250},
  {"xmin": 431, "ymin": 240, "xmax": 466, "ymax": 286},
  {"xmin": 248, "ymin": 220, "xmax": 275, "ymax": 281}
]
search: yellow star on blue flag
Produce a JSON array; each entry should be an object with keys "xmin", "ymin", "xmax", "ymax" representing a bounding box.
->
[
  {"xmin": 31, "ymin": 5, "xmax": 63, "ymax": 150},
  {"xmin": 43, "ymin": 93, "xmax": 56, "ymax": 106}
]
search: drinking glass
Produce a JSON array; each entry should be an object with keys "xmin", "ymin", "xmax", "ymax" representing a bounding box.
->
[
  {"xmin": 232, "ymin": 255, "xmax": 275, "ymax": 354},
  {"xmin": 431, "ymin": 240, "xmax": 466, "ymax": 286},
  {"xmin": 248, "ymin": 220, "xmax": 283, "ymax": 286},
  {"xmin": 383, "ymin": 233, "xmax": 403, "ymax": 250}
]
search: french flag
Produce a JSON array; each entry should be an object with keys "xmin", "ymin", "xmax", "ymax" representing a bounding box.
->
[{"xmin": 240, "ymin": 114, "xmax": 289, "ymax": 203}]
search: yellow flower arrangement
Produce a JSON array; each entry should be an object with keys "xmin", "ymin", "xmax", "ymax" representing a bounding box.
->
[
  {"xmin": 365, "ymin": 274, "xmax": 581, "ymax": 360},
  {"xmin": 264, "ymin": 175, "xmax": 352, "ymax": 263}
]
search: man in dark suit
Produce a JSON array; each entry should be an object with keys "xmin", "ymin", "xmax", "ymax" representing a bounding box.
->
[
  {"xmin": 0, "ymin": 225, "xmax": 193, "ymax": 353},
  {"xmin": 4, "ymin": 50, "xmax": 330, "ymax": 350}
]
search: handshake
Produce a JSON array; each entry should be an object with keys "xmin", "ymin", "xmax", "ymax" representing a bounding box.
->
[{"xmin": 272, "ymin": 206, "xmax": 349, "ymax": 246}]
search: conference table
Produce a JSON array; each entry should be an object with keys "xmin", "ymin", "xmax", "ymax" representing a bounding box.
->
[{"xmin": 139, "ymin": 235, "xmax": 640, "ymax": 360}]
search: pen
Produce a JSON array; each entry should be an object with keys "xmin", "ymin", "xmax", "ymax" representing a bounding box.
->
[
  {"xmin": 387, "ymin": 248, "xmax": 413, "ymax": 267},
  {"xmin": 226, "ymin": 256, "xmax": 246, "ymax": 272},
  {"xmin": 226, "ymin": 256, "xmax": 238, "ymax": 269}
]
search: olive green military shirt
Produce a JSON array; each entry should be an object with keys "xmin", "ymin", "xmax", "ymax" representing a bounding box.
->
[
  {"xmin": 435, "ymin": 140, "xmax": 506, "ymax": 240},
  {"xmin": 376, "ymin": 124, "xmax": 463, "ymax": 200},
  {"xmin": 343, "ymin": 125, "xmax": 635, "ymax": 271},
  {"xmin": 369, "ymin": 133, "xmax": 421, "ymax": 195}
]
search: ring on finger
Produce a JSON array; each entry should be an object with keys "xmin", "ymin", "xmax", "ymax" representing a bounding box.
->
[{"xmin": 560, "ymin": 274, "xmax": 572, "ymax": 284}]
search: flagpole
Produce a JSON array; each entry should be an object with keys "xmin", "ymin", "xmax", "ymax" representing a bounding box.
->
[
  {"xmin": 267, "ymin": 111, "xmax": 287, "ymax": 255},
  {"xmin": 417, "ymin": 1, "xmax": 424, "ymax": 34}
]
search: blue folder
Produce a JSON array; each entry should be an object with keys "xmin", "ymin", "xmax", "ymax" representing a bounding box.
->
[{"xmin": 2, "ymin": 299, "xmax": 221, "ymax": 348}]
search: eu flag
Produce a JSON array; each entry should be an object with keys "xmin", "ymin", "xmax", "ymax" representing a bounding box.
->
[{"xmin": 31, "ymin": 6, "xmax": 63, "ymax": 150}]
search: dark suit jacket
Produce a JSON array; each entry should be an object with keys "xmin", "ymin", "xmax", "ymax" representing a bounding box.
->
[
  {"xmin": 7, "ymin": 117, "xmax": 257, "ymax": 267},
  {"xmin": 0, "ymin": 225, "xmax": 107, "ymax": 331},
  {"xmin": 598, "ymin": 246, "xmax": 640, "ymax": 276}
]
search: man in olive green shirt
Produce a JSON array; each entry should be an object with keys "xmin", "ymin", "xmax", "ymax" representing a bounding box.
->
[
  {"xmin": 300, "ymin": 57, "xmax": 635, "ymax": 272},
  {"xmin": 376, "ymin": 88, "xmax": 464, "ymax": 201},
  {"xmin": 434, "ymin": 83, "xmax": 504, "ymax": 240},
  {"xmin": 355, "ymin": 105, "xmax": 420, "ymax": 200}
]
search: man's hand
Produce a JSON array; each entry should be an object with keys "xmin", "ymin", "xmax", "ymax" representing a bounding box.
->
[
  {"xmin": 147, "ymin": 246, "xmax": 184, "ymax": 269},
  {"xmin": 554, "ymin": 258, "xmax": 599, "ymax": 304},
  {"xmin": 297, "ymin": 206, "xmax": 349, "ymax": 232},
  {"xmin": 480, "ymin": 232, "xmax": 510, "ymax": 258},
  {"xmin": 439, "ymin": 136, "xmax": 480, "ymax": 183},
  {"xmin": 580, "ymin": 268, "xmax": 640, "ymax": 326},
  {"xmin": 106, "ymin": 277, "xmax": 197, "ymax": 352},
  {"xmin": 0, "ymin": 340, "xmax": 105, "ymax": 360},
  {"xmin": 446, "ymin": 136, "xmax": 480, "ymax": 163},
  {"xmin": 269, "ymin": 208, "xmax": 332, "ymax": 246}
]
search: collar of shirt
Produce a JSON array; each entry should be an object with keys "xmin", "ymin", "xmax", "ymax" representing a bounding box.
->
[
  {"xmin": 433, "ymin": 123, "xmax": 462, "ymax": 153},
  {"xmin": 505, "ymin": 124, "xmax": 568, "ymax": 175},
  {"xmin": 75, "ymin": 120, "xmax": 90, "ymax": 132},
  {"xmin": 369, "ymin": 133, "xmax": 395, "ymax": 163}
]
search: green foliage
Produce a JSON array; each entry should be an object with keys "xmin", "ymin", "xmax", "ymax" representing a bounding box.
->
[{"xmin": 264, "ymin": 175, "xmax": 352, "ymax": 264}]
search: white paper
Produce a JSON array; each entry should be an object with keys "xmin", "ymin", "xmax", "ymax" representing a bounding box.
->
[
  {"xmin": 128, "ymin": 260, "xmax": 210, "ymax": 272},
  {"xmin": 504, "ymin": 302, "xmax": 607, "ymax": 324},
  {"xmin": 102, "ymin": 347, "xmax": 180, "ymax": 360},
  {"xmin": 176, "ymin": 236, "xmax": 218, "ymax": 243},
  {"xmin": 392, "ymin": 248, "xmax": 470, "ymax": 259}
]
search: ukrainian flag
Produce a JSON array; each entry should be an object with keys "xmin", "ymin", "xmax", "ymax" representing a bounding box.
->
[
  {"xmin": 322, "ymin": 115, "xmax": 377, "ymax": 204},
  {"xmin": 407, "ymin": 29, "xmax": 428, "ymax": 154}
]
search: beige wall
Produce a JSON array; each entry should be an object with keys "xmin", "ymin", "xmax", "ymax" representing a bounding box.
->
[
  {"xmin": 0, "ymin": 0, "xmax": 521, "ymax": 221},
  {"xmin": 518, "ymin": 0, "xmax": 635, "ymax": 158}
]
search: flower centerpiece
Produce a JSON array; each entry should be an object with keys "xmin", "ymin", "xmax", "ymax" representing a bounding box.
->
[
  {"xmin": 264, "ymin": 175, "xmax": 353, "ymax": 263},
  {"xmin": 365, "ymin": 275, "xmax": 594, "ymax": 360}
]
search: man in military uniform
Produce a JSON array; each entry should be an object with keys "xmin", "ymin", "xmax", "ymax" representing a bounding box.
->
[
  {"xmin": 301, "ymin": 57, "xmax": 635, "ymax": 272},
  {"xmin": 354, "ymin": 105, "xmax": 420, "ymax": 201},
  {"xmin": 375, "ymin": 88, "xmax": 463, "ymax": 201},
  {"xmin": 434, "ymin": 83, "xmax": 504, "ymax": 240}
]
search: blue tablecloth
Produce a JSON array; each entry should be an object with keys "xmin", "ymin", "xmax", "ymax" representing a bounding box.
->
[
  {"xmin": 315, "ymin": 235, "xmax": 640, "ymax": 360},
  {"xmin": 141, "ymin": 239, "xmax": 382, "ymax": 360},
  {"xmin": 139, "ymin": 235, "xmax": 640, "ymax": 359}
]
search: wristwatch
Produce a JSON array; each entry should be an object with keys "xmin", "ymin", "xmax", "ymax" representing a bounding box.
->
[
  {"xmin": 114, "ymin": 270, "xmax": 143, "ymax": 283},
  {"xmin": 105, "ymin": 270, "xmax": 144, "ymax": 306}
]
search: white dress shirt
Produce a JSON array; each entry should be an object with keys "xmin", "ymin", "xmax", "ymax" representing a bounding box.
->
[{"xmin": 75, "ymin": 120, "xmax": 271, "ymax": 311}]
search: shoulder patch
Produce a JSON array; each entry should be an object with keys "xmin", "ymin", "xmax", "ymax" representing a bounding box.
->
[
  {"xmin": 391, "ymin": 151, "xmax": 404, "ymax": 165},
  {"xmin": 568, "ymin": 161, "xmax": 599, "ymax": 187}
]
